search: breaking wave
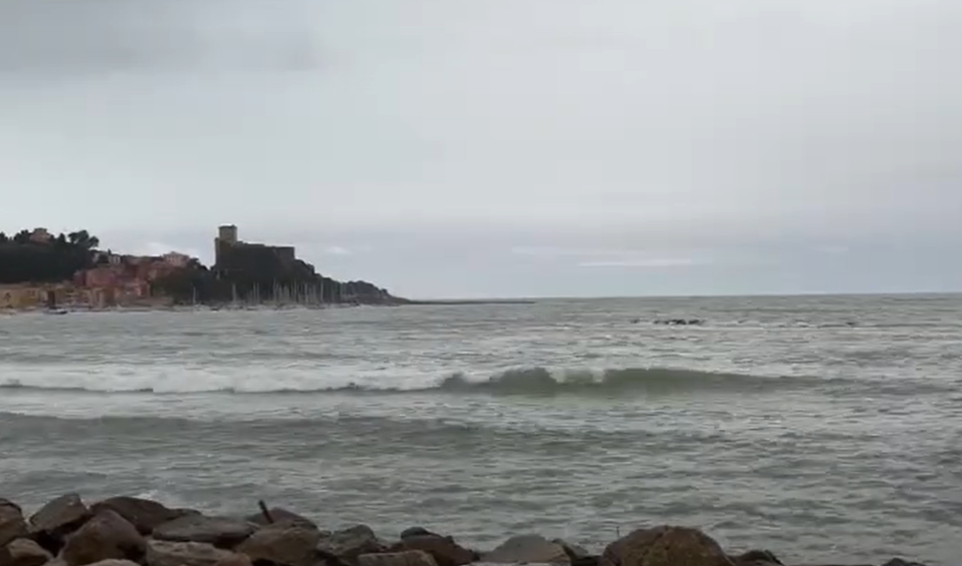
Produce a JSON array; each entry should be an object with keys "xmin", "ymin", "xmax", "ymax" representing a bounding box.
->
[{"xmin": 0, "ymin": 366, "xmax": 824, "ymax": 395}]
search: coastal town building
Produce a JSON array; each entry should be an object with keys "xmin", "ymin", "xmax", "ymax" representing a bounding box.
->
[{"xmin": 0, "ymin": 248, "xmax": 199, "ymax": 311}]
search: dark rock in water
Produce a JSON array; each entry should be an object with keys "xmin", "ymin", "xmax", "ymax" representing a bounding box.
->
[
  {"xmin": 29, "ymin": 494, "xmax": 91, "ymax": 554},
  {"xmin": 0, "ymin": 499, "xmax": 28, "ymax": 548},
  {"xmin": 0, "ymin": 538, "xmax": 53, "ymax": 566},
  {"xmin": 243, "ymin": 508, "xmax": 316, "ymax": 530},
  {"xmin": 732, "ymin": 549, "xmax": 783, "ymax": 565},
  {"xmin": 89, "ymin": 497, "xmax": 196, "ymax": 536},
  {"xmin": 880, "ymin": 560, "xmax": 928, "ymax": 566},
  {"xmin": 235, "ymin": 521, "xmax": 322, "ymax": 566},
  {"xmin": 357, "ymin": 551, "xmax": 437, "ymax": 566},
  {"xmin": 483, "ymin": 534, "xmax": 569, "ymax": 565},
  {"xmin": 60, "ymin": 509, "xmax": 146, "ymax": 566},
  {"xmin": 145, "ymin": 540, "xmax": 246, "ymax": 566},
  {"xmin": 653, "ymin": 319, "xmax": 704, "ymax": 326},
  {"xmin": 317, "ymin": 525, "xmax": 386, "ymax": 565},
  {"xmin": 599, "ymin": 525, "xmax": 726, "ymax": 566},
  {"xmin": 390, "ymin": 534, "xmax": 476, "ymax": 566},
  {"xmin": 153, "ymin": 515, "xmax": 255, "ymax": 549}
]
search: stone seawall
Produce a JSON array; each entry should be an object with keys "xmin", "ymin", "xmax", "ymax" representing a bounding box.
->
[{"xmin": 0, "ymin": 495, "xmax": 929, "ymax": 566}]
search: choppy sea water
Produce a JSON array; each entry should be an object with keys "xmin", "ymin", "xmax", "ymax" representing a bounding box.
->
[{"xmin": 1, "ymin": 295, "xmax": 961, "ymax": 564}]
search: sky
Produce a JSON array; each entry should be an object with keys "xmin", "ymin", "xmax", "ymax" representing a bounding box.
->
[{"xmin": 1, "ymin": 0, "xmax": 961, "ymax": 299}]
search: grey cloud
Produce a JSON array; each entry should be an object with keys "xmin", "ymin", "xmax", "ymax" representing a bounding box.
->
[{"xmin": 1, "ymin": 0, "xmax": 961, "ymax": 297}]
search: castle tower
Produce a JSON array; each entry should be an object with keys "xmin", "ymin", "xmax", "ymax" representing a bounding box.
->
[
  {"xmin": 214, "ymin": 224, "xmax": 239, "ymax": 267},
  {"xmin": 218, "ymin": 225, "xmax": 238, "ymax": 245}
]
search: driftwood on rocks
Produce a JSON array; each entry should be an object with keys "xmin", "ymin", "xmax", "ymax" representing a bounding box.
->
[{"xmin": 59, "ymin": 509, "xmax": 146, "ymax": 566}]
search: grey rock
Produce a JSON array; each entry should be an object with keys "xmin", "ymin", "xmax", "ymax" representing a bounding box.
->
[
  {"xmin": 483, "ymin": 535, "xmax": 569, "ymax": 565},
  {"xmin": 59, "ymin": 510, "xmax": 146, "ymax": 566},
  {"xmin": 145, "ymin": 540, "xmax": 243, "ymax": 566},
  {"xmin": 357, "ymin": 551, "xmax": 438, "ymax": 566},
  {"xmin": 317, "ymin": 525, "xmax": 386, "ymax": 564},
  {"xmin": 244, "ymin": 508, "xmax": 317, "ymax": 530},
  {"xmin": 89, "ymin": 497, "xmax": 195, "ymax": 536},
  {"xmin": 235, "ymin": 521, "xmax": 322, "ymax": 566},
  {"xmin": 0, "ymin": 538, "xmax": 53, "ymax": 566},
  {"xmin": 0, "ymin": 500, "xmax": 28, "ymax": 548},
  {"xmin": 153, "ymin": 515, "xmax": 255, "ymax": 548}
]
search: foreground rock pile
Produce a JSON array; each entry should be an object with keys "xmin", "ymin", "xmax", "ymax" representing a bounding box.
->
[{"xmin": 0, "ymin": 495, "xmax": 928, "ymax": 566}]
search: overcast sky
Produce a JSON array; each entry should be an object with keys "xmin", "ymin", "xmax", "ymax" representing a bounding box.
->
[{"xmin": 1, "ymin": 0, "xmax": 960, "ymax": 298}]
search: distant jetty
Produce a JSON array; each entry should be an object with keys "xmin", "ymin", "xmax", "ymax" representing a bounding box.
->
[
  {"xmin": 0, "ymin": 494, "xmax": 928, "ymax": 566},
  {"xmin": 407, "ymin": 299, "xmax": 537, "ymax": 306}
]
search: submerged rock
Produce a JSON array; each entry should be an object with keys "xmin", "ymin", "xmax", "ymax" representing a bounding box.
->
[
  {"xmin": 0, "ymin": 500, "xmax": 28, "ymax": 548},
  {"xmin": 60, "ymin": 510, "xmax": 146, "ymax": 566},
  {"xmin": 599, "ymin": 526, "xmax": 727, "ymax": 566},
  {"xmin": 483, "ymin": 534, "xmax": 570, "ymax": 565},
  {"xmin": 153, "ymin": 515, "xmax": 255, "ymax": 548},
  {"xmin": 89, "ymin": 497, "xmax": 194, "ymax": 536}
]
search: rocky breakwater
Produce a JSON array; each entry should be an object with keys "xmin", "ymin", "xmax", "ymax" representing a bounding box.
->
[{"xmin": 0, "ymin": 495, "xmax": 932, "ymax": 566}]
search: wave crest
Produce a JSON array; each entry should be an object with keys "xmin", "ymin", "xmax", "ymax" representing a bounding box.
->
[{"xmin": 0, "ymin": 366, "xmax": 807, "ymax": 395}]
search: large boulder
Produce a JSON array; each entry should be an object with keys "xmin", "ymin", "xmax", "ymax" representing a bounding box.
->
[
  {"xmin": 244, "ymin": 508, "xmax": 316, "ymax": 530},
  {"xmin": 145, "ymin": 540, "xmax": 247, "ymax": 566},
  {"xmin": 0, "ymin": 500, "xmax": 28, "ymax": 548},
  {"xmin": 89, "ymin": 497, "xmax": 195, "ymax": 536},
  {"xmin": 317, "ymin": 525, "xmax": 386, "ymax": 564},
  {"xmin": 235, "ymin": 521, "xmax": 322, "ymax": 566},
  {"xmin": 390, "ymin": 535, "xmax": 476, "ymax": 566},
  {"xmin": 59, "ymin": 510, "xmax": 146, "ymax": 566},
  {"xmin": 483, "ymin": 535, "xmax": 569, "ymax": 565},
  {"xmin": 153, "ymin": 515, "xmax": 255, "ymax": 548},
  {"xmin": 29, "ymin": 494, "xmax": 91, "ymax": 553},
  {"xmin": 598, "ymin": 526, "xmax": 728, "ymax": 566},
  {"xmin": 0, "ymin": 538, "xmax": 53, "ymax": 566},
  {"xmin": 357, "ymin": 551, "xmax": 437, "ymax": 566}
]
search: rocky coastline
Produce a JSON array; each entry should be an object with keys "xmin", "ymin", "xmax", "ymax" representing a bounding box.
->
[{"xmin": 0, "ymin": 495, "xmax": 930, "ymax": 566}]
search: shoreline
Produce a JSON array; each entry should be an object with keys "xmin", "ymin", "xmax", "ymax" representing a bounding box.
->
[{"xmin": 0, "ymin": 495, "xmax": 931, "ymax": 566}]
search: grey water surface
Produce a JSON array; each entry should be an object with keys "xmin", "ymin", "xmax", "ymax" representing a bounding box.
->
[{"xmin": 1, "ymin": 295, "xmax": 961, "ymax": 564}]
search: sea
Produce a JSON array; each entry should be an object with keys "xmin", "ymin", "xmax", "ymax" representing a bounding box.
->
[{"xmin": 1, "ymin": 295, "xmax": 960, "ymax": 565}]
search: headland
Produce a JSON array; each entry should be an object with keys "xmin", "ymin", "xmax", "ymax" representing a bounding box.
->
[
  {"xmin": 0, "ymin": 226, "xmax": 406, "ymax": 312},
  {"xmin": 0, "ymin": 494, "xmax": 929, "ymax": 566}
]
